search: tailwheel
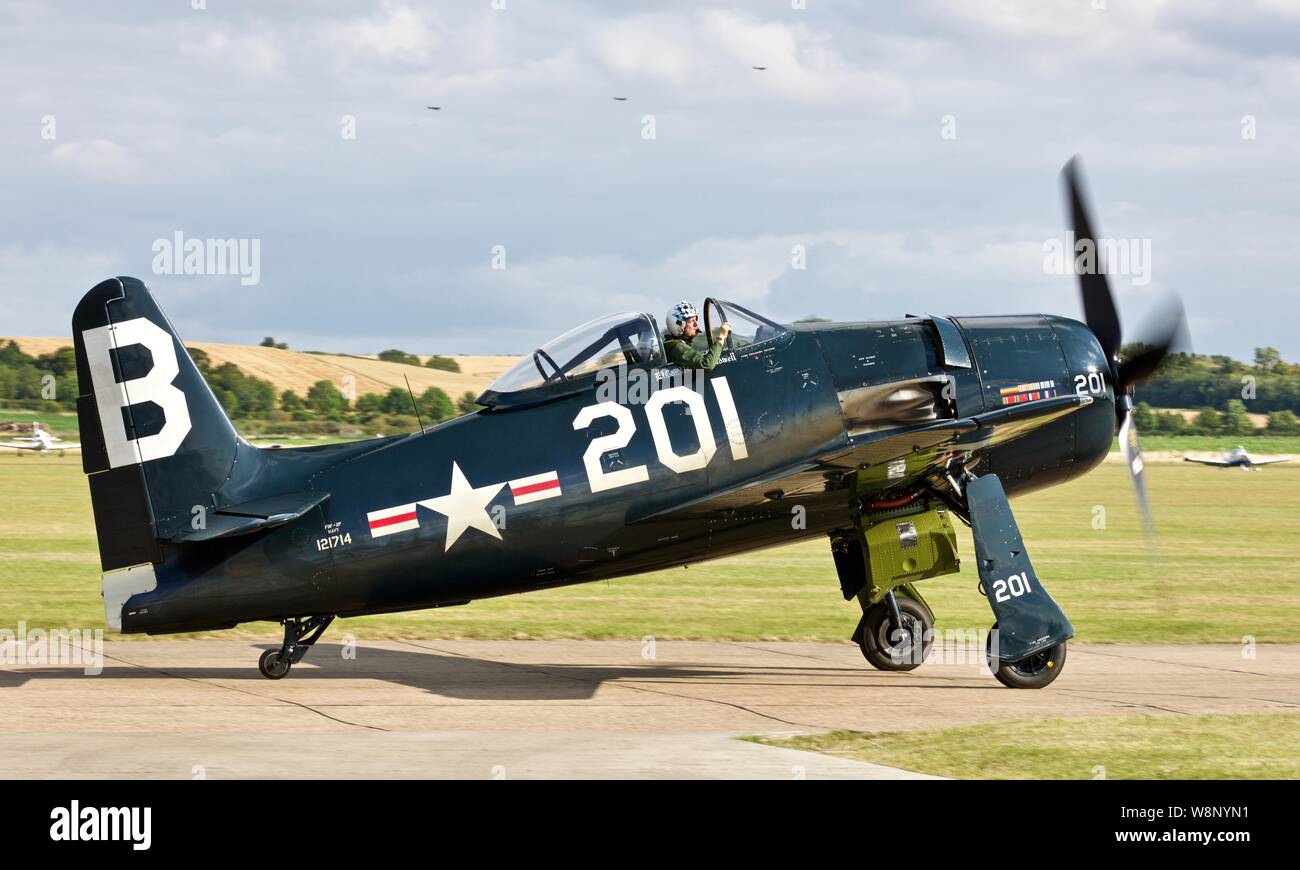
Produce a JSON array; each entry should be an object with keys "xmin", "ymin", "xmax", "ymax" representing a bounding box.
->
[
  {"xmin": 855, "ymin": 592, "xmax": 933, "ymax": 671},
  {"xmin": 257, "ymin": 614, "xmax": 335, "ymax": 679},
  {"xmin": 987, "ymin": 623, "xmax": 1067, "ymax": 689},
  {"xmin": 258, "ymin": 649, "xmax": 291, "ymax": 680}
]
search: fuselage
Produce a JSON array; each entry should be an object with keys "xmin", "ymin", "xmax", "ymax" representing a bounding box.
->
[{"xmin": 123, "ymin": 314, "xmax": 1115, "ymax": 634}]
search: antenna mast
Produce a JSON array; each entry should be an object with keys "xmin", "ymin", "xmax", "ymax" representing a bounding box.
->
[{"xmin": 404, "ymin": 374, "xmax": 426, "ymax": 434}]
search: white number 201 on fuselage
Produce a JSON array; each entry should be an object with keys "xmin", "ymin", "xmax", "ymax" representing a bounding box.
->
[{"xmin": 571, "ymin": 376, "xmax": 749, "ymax": 494}]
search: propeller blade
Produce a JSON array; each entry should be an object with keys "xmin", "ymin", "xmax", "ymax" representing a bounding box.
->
[
  {"xmin": 1063, "ymin": 158, "xmax": 1175, "ymax": 549},
  {"xmin": 1118, "ymin": 345, "xmax": 1168, "ymax": 387},
  {"xmin": 1118, "ymin": 412, "xmax": 1156, "ymax": 542},
  {"xmin": 1062, "ymin": 156, "xmax": 1122, "ymax": 363},
  {"xmin": 1117, "ymin": 293, "xmax": 1189, "ymax": 387}
]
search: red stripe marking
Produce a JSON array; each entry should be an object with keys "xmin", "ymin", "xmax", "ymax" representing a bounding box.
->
[
  {"xmin": 369, "ymin": 511, "xmax": 417, "ymax": 529},
  {"xmin": 512, "ymin": 478, "xmax": 560, "ymax": 497}
]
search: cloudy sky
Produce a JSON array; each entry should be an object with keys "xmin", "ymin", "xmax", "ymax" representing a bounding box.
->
[{"xmin": 2, "ymin": 0, "xmax": 1298, "ymax": 360}]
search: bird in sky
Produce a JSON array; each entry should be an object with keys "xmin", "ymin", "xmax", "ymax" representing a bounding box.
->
[
  {"xmin": 752, "ymin": 66, "xmax": 767, "ymax": 71},
  {"xmin": 426, "ymin": 106, "xmax": 441, "ymax": 110},
  {"xmin": 612, "ymin": 97, "xmax": 628, "ymax": 101}
]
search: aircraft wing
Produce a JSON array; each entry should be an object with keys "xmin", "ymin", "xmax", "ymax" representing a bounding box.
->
[
  {"xmin": 0, "ymin": 441, "xmax": 43, "ymax": 450},
  {"xmin": 633, "ymin": 395, "xmax": 1092, "ymax": 521},
  {"xmin": 1183, "ymin": 457, "xmax": 1232, "ymax": 466},
  {"xmin": 1249, "ymin": 455, "xmax": 1292, "ymax": 465}
]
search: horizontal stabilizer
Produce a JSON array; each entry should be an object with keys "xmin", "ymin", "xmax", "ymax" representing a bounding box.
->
[{"xmin": 163, "ymin": 490, "xmax": 330, "ymax": 543}]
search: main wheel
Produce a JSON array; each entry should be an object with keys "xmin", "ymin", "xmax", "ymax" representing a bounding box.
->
[
  {"xmin": 856, "ymin": 596, "xmax": 933, "ymax": 671},
  {"xmin": 258, "ymin": 649, "xmax": 291, "ymax": 680},
  {"xmin": 987, "ymin": 624, "xmax": 1066, "ymax": 689}
]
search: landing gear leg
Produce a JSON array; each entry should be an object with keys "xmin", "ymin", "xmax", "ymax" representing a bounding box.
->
[
  {"xmin": 941, "ymin": 463, "xmax": 1074, "ymax": 689},
  {"xmin": 831, "ymin": 504, "xmax": 947, "ymax": 673},
  {"xmin": 258, "ymin": 614, "xmax": 335, "ymax": 680},
  {"xmin": 855, "ymin": 590, "xmax": 934, "ymax": 671}
]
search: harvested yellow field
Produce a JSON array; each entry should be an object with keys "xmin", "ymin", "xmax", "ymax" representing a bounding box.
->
[
  {"xmin": 4, "ymin": 337, "xmax": 519, "ymax": 399},
  {"xmin": 1163, "ymin": 406, "xmax": 1271, "ymax": 427}
]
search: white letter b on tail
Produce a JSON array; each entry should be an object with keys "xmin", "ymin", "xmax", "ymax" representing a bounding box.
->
[{"xmin": 83, "ymin": 318, "xmax": 192, "ymax": 467}]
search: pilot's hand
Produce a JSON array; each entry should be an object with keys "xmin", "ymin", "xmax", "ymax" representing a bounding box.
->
[{"xmin": 717, "ymin": 321, "xmax": 733, "ymax": 341}]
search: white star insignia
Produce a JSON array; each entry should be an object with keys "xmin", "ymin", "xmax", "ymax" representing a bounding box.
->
[{"xmin": 417, "ymin": 461, "xmax": 506, "ymax": 552}]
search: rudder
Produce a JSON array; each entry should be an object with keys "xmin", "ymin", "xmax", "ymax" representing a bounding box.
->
[{"xmin": 73, "ymin": 277, "xmax": 245, "ymax": 575}]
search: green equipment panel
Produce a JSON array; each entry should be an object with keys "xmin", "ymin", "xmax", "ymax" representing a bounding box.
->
[{"xmin": 856, "ymin": 501, "xmax": 960, "ymax": 605}]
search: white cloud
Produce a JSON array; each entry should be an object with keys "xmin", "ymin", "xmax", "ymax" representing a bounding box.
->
[
  {"xmin": 179, "ymin": 30, "xmax": 283, "ymax": 78},
  {"xmin": 595, "ymin": 14, "xmax": 699, "ymax": 86},
  {"xmin": 1, "ymin": 1, "xmax": 1298, "ymax": 363},
  {"xmin": 593, "ymin": 9, "xmax": 911, "ymax": 110},
  {"xmin": 0, "ymin": 244, "xmax": 124, "ymax": 332},
  {"xmin": 50, "ymin": 139, "xmax": 130, "ymax": 180},
  {"xmin": 317, "ymin": 1, "xmax": 439, "ymax": 67}
]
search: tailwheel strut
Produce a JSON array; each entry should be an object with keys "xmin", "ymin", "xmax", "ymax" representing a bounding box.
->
[{"xmin": 258, "ymin": 614, "xmax": 335, "ymax": 680}]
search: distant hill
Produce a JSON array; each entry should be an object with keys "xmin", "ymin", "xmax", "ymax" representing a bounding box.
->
[
  {"xmin": 1135, "ymin": 348, "xmax": 1300, "ymax": 416},
  {"xmin": 4, "ymin": 337, "xmax": 519, "ymax": 400}
]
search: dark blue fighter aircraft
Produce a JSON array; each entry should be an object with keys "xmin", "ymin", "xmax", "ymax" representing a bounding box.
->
[{"xmin": 72, "ymin": 159, "xmax": 1184, "ymax": 687}]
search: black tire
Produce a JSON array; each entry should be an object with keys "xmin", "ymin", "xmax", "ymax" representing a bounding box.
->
[
  {"xmin": 857, "ymin": 596, "xmax": 933, "ymax": 671},
  {"xmin": 987, "ymin": 624, "xmax": 1066, "ymax": 689},
  {"xmin": 258, "ymin": 649, "xmax": 291, "ymax": 680}
]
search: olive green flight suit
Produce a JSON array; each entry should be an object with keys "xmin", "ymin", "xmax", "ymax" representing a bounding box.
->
[{"xmin": 665, "ymin": 335, "xmax": 725, "ymax": 370}]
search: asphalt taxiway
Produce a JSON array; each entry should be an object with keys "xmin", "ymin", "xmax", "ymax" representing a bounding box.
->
[{"xmin": 1, "ymin": 639, "xmax": 1295, "ymax": 779}]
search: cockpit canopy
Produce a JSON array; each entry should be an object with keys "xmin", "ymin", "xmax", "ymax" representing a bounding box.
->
[
  {"xmin": 480, "ymin": 312, "xmax": 661, "ymax": 403},
  {"xmin": 477, "ymin": 300, "xmax": 790, "ymax": 409},
  {"xmin": 701, "ymin": 299, "xmax": 789, "ymax": 351}
]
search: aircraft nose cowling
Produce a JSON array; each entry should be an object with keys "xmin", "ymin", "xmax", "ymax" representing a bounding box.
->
[
  {"xmin": 955, "ymin": 314, "xmax": 1115, "ymax": 496},
  {"xmin": 1047, "ymin": 313, "xmax": 1118, "ymax": 465}
]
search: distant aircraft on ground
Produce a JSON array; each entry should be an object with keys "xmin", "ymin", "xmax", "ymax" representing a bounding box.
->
[
  {"xmin": 1184, "ymin": 445, "xmax": 1291, "ymax": 470},
  {"xmin": 0, "ymin": 424, "xmax": 81, "ymax": 455}
]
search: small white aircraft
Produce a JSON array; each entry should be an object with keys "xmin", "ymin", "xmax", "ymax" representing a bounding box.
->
[
  {"xmin": 0, "ymin": 424, "xmax": 81, "ymax": 455},
  {"xmin": 1184, "ymin": 445, "xmax": 1292, "ymax": 470}
]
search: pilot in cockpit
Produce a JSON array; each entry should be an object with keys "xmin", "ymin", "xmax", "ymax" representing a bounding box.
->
[{"xmin": 663, "ymin": 300, "xmax": 731, "ymax": 370}]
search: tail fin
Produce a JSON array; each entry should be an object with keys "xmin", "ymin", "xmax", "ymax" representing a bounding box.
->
[{"xmin": 73, "ymin": 277, "xmax": 247, "ymax": 571}]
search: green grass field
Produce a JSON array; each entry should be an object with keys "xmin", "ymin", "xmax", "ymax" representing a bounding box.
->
[
  {"xmin": 1, "ymin": 453, "xmax": 1298, "ymax": 642},
  {"xmin": 0, "ymin": 409, "xmax": 80, "ymax": 440},
  {"xmin": 1130, "ymin": 434, "xmax": 1300, "ymax": 453},
  {"xmin": 755, "ymin": 713, "xmax": 1300, "ymax": 779}
]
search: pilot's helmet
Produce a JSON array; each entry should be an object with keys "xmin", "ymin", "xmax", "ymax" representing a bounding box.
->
[{"xmin": 665, "ymin": 300, "xmax": 698, "ymax": 337}]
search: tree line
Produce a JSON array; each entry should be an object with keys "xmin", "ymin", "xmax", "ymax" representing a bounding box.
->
[
  {"xmin": 186, "ymin": 347, "xmax": 477, "ymax": 431},
  {"xmin": 1133, "ymin": 346, "xmax": 1300, "ymax": 415},
  {"xmin": 0, "ymin": 340, "xmax": 478, "ymax": 435},
  {"xmin": 4, "ymin": 339, "xmax": 1298, "ymax": 436},
  {"xmin": 0, "ymin": 342, "xmax": 78, "ymax": 409}
]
